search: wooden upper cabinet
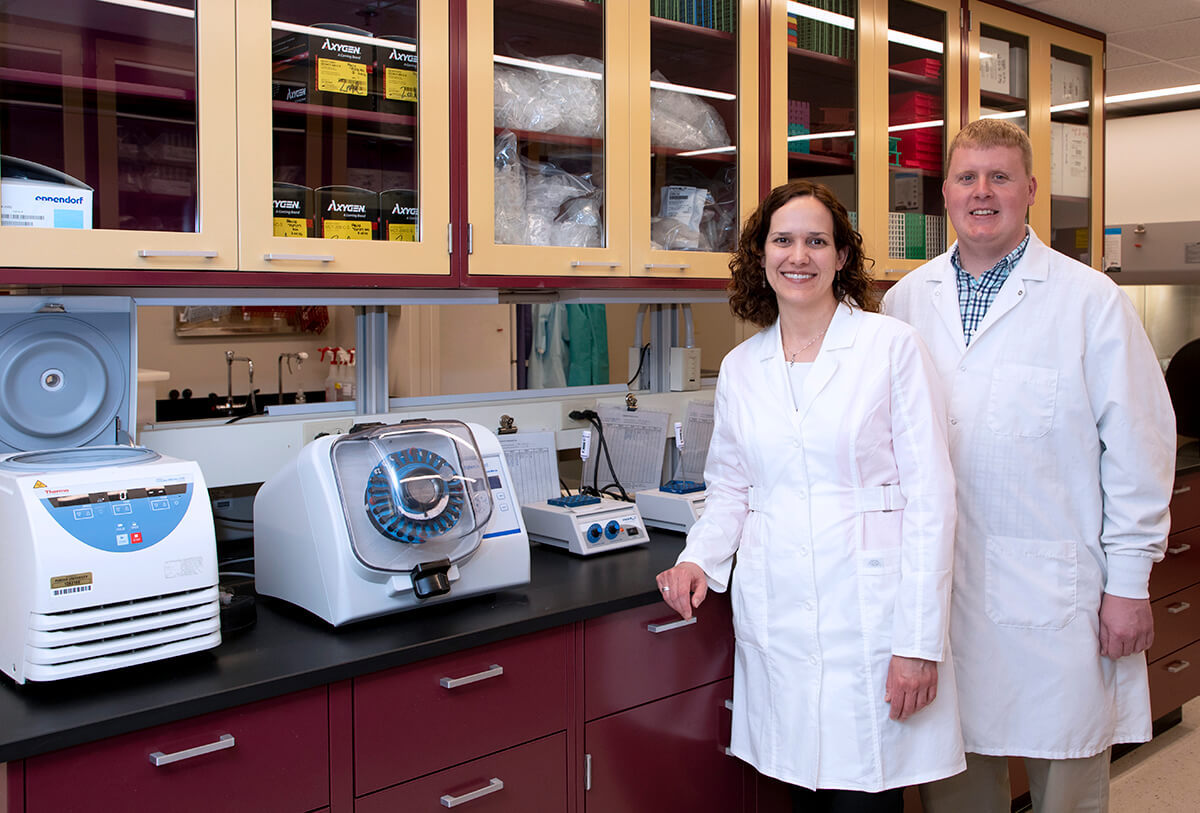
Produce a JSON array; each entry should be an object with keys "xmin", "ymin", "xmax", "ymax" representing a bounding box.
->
[
  {"xmin": 967, "ymin": 2, "xmax": 1104, "ymax": 270},
  {"xmin": 235, "ymin": 0, "xmax": 452, "ymax": 276},
  {"xmin": 465, "ymin": 0, "xmax": 758, "ymax": 282},
  {"xmin": 0, "ymin": 1, "xmax": 238, "ymax": 271}
]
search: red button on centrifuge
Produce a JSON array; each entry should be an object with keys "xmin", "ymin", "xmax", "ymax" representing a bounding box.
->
[{"xmin": 131, "ymin": 532, "xmax": 143, "ymax": 544}]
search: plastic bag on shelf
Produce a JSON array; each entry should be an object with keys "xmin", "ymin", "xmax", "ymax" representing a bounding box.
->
[
  {"xmin": 650, "ymin": 70, "xmax": 731, "ymax": 151},
  {"xmin": 650, "ymin": 216, "xmax": 705, "ymax": 251},
  {"xmin": 524, "ymin": 159, "xmax": 601, "ymax": 248},
  {"xmin": 494, "ymin": 65, "xmax": 562, "ymax": 133},
  {"xmin": 494, "ymin": 131, "xmax": 528, "ymax": 245},
  {"xmin": 535, "ymin": 55, "xmax": 604, "ymax": 139},
  {"xmin": 651, "ymin": 165, "xmax": 738, "ymax": 252}
]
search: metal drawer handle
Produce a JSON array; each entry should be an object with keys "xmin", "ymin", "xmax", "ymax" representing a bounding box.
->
[
  {"xmin": 1168, "ymin": 543, "xmax": 1192, "ymax": 555},
  {"xmin": 138, "ymin": 249, "xmax": 218, "ymax": 258},
  {"xmin": 441, "ymin": 778, "xmax": 504, "ymax": 807},
  {"xmin": 1167, "ymin": 659, "xmax": 1191, "ymax": 674},
  {"xmin": 1168, "ymin": 601, "xmax": 1192, "ymax": 614},
  {"xmin": 647, "ymin": 616, "xmax": 698, "ymax": 634},
  {"xmin": 263, "ymin": 253, "xmax": 335, "ymax": 262},
  {"xmin": 644, "ymin": 263, "xmax": 690, "ymax": 270},
  {"xmin": 149, "ymin": 733, "xmax": 235, "ymax": 766},
  {"xmin": 1174, "ymin": 485, "xmax": 1192, "ymax": 496},
  {"xmin": 570, "ymin": 261, "xmax": 621, "ymax": 268},
  {"xmin": 440, "ymin": 664, "xmax": 503, "ymax": 689}
]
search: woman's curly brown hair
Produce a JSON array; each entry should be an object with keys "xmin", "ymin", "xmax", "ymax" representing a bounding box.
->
[{"xmin": 728, "ymin": 180, "xmax": 877, "ymax": 328}]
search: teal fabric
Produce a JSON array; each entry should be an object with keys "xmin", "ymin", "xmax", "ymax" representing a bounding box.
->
[{"xmin": 566, "ymin": 304, "xmax": 610, "ymax": 386}]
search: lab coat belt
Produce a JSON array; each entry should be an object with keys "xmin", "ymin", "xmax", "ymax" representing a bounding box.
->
[{"xmin": 746, "ymin": 484, "xmax": 906, "ymax": 513}]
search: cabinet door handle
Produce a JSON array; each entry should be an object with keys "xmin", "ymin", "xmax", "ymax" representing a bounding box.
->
[
  {"xmin": 440, "ymin": 777, "xmax": 504, "ymax": 807},
  {"xmin": 137, "ymin": 249, "xmax": 218, "ymax": 258},
  {"xmin": 262, "ymin": 253, "xmax": 335, "ymax": 262},
  {"xmin": 1174, "ymin": 485, "xmax": 1192, "ymax": 496},
  {"xmin": 1168, "ymin": 543, "xmax": 1192, "ymax": 555},
  {"xmin": 148, "ymin": 733, "xmax": 235, "ymax": 766},
  {"xmin": 571, "ymin": 261, "xmax": 621, "ymax": 268},
  {"xmin": 1168, "ymin": 601, "xmax": 1192, "ymax": 614},
  {"xmin": 1167, "ymin": 659, "xmax": 1191, "ymax": 674},
  {"xmin": 647, "ymin": 616, "xmax": 698, "ymax": 634},
  {"xmin": 643, "ymin": 263, "xmax": 690, "ymax": 270},
  {"xmin": 439, "ymin": 663, "xmax": 503, "ymax": 689}
]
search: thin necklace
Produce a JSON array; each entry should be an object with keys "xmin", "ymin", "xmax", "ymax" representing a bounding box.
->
[{"xmin": 787, "ymin": 327, "xmax": 827, "ymax": 365}]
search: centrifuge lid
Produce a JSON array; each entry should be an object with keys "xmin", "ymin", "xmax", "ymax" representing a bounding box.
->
[
  {"xmin": 0, "ymin": 298, "xmax": 134, "ymax": 453},
  {"xmin": 0, "ymin": 445, "xmax": 159, "ymax": 472}
]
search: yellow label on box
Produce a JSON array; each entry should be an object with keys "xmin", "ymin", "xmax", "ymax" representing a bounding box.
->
[
  {"xmin": 386, "ymin": 67, "xmax": 418, "ymax": 102},
  {"xmin": 274, "ymin": 217, "xmax": 308, "ymax": 238},
  {"xmin": 388, "ymin": 223, "xmax": 416, "ymax": 242},
  {"xmin": 318, "ymin": 59, "xmax": 368, "ymax": 96},
  {"xmin": 323, "ymin": 220, "xmax": 372, "ymax": 240},
  {"xmin": 1075, "ymin": 229, "xmax": 1089, "ymax": 250}
]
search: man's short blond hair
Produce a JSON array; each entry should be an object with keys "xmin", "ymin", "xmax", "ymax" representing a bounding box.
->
[{"xmin": 948, "ymin": 119, "xmax": 1034, "ymax": 178}]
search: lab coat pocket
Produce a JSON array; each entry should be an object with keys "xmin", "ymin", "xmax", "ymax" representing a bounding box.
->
[
  {"xmin": 857, "ymin": 547, "xmax": 903, "ymax": 653},
  {"xmin": 985, "ymin": 364, "xmax": 1058, "ymax": 438},
  {"xmin": 985, "ymin": 537, "xmax": 1077, "ymax": 629},
  {"xmin": 731, "ymin": 519, "xmax": 769, "ymax": 652}
]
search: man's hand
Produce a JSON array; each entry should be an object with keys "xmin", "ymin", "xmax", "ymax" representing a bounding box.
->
[
  {"xmin": 1099, "ymin": 593, "xmax": 1154, "ymax": 659},
  {"xmin": 885, "ymin": 656, "xmax": 938, "ymax": 721},
  {"xmin": 655, "ymin": 562, "xmax": 708, "ymax": 620}
]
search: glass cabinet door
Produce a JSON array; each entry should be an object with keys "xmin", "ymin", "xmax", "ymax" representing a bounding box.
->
[
  {"xmin": 466, "ymin": 0, "xmax": 628, "ymax": 279},
  {"xmin": 237, "ymin": 0, "xmax": 450, "ymax": 275},
  {"xmin": 631, "ymin": 0, "xmax": 756, "ymax": 280},
  {"xmin": 1047, "ymin": 44, "xmax": 1096, "ymax": 266},
  {"xmin": 977, "ymin": 24, "xmax": 1030, "ymax": 131},
  {"xmin": 774, "ymin": 0, "xmax": 860, "ymax": 227},
  {"xmin": 0, "ymin": 0, "xmax": 237, "ymax": 270},
  {"xmin": 882, "ymin": 0, "xmax": 958, "ymax": 271}
]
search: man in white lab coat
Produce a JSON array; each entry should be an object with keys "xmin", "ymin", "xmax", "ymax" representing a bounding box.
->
[{"xmin": 883, "ymin": 119, "xmax": 1176, "ymax": 812}]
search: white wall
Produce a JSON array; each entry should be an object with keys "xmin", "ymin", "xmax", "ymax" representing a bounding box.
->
[{"xmin": 1106, "ymin": 109, "xmax": 1200, "ymax": 225}]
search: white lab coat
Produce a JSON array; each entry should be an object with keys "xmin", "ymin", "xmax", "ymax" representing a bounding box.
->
[
  {"xmin": 882, "ymin": 229, "xmax": 1176, "ymax": 758},
  {"xmin": 678, "ymin": 303, "xmax": 964, "ymax": 792}
]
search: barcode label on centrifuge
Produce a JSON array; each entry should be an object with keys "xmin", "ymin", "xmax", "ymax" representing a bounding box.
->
[{"xmin": 52, "ymin": 584, "xmax": 93, "ymax": 596}]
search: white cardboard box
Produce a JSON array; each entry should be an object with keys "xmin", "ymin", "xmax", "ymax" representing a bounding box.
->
[{"xmin": 0, "ymin": 177, "xmax": 93, "ymax": 229}]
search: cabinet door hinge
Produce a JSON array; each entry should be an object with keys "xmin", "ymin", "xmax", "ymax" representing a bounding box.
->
[
  {"xmin": 468, "ymin": 222, "xmax": 474, "ymax": 255},
  {"xmin": 584, "ymin": 753, "xmax": 592, "ymax": 791},
  {"xmin": 447, "ymin": 223, "xmax": 453, "ymax": 255}
]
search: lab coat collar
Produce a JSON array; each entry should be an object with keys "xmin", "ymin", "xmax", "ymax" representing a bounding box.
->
[
  {"xmin": 924, "ymin": 227, "xmax": 1048, "ymax": 355},
  {"xmin": 761, "ymin": 302, "xmax": 861, "ymax": 424}
]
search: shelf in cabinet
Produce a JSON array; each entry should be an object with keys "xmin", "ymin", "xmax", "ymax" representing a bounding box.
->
[
  {"xmin": 651, "ymin": 144, "xmax": 736, "ymax": 162},
  {"xmin": 0, "ymin": 66, "xmax": 193, "ymax": 102},
  {"xmin": 788, "ymin": 47, "xmax": 854, "ymax": 70},
  {"xmin": 980, "ymin": 89, "xmax": 1028, "ymax": 110},
  {"xmin": 651, "ymin": 15, "xmax": 737, "ymax": 47},
  {"xmin": 1050, "ymin": 194, "xmax": 1089, "ymax": 202},
  {"xmin": 496, "ymin": 0, "xmax": 603, "ymax": 29},
  {"xmin": 496, "ymin": 127, "xmax": 603, "ymax": 150},
  {"xmin": 271, "ymin": 100, "xmax": 416, "ymax": 129},
  {"xmin": 888, "ymin": 69, "xmax": 942, "ymax": 89},
  {"xmin": 787, "ymin": 151, "xmax": 854, "ymax": 169}
]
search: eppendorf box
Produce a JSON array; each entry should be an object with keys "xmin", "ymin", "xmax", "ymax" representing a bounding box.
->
[
  {"xmin": 272, "ymin": 23, "xmax": 374, "ymax": 110},
  {"xmin": 0, "ymin": 156, "xmax": 93, "ymax": 229}
]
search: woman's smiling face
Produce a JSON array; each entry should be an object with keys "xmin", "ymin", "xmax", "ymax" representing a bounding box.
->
[{"xmin": 762, "ymin": 195, "xmax": 847, "ymax": 313}]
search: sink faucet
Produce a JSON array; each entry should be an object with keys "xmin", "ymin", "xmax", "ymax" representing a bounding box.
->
[
  {"xmin": 225, "ymin": 350, "xmax": 253, "ymax": 408},
  {"xmin": 278, "ymin": 352, "xmax": 309, "ymax": 403}
]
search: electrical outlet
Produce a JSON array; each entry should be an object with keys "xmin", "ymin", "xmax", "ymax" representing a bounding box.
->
[
  {"xmin": 561, "ymin": 399, "xmax": 596, "ymax": 428},
  {"xmin": 302, "ymin": 418, "xmax": 355, "ymax": 443}
]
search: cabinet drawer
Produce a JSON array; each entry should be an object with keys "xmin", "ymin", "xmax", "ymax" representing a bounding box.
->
[
  {"xmin": 356, "ymin": 732, "xmax": 566, "ymax": 813},
  {"xmin": 584, "ymin": 678, "xmax": 741, "ymax": 813},
  {"xmin": 1149, "ymin": 526, "xmax": 1200, "ymax": 600},
  {"xmin": 1150, "ymin": 638, "xmax": 1200, "ymax": 720},
  {"xmin": 24, "ymin": 687, "xmax": 329, "ymax": 813},
  {"xmin": 1148, "ymin": 582, "xmax": 1200, "ymax": 662},
  {"xmin": 584, "ymin": 592, "xmax": 733, "ymax": 720},
  {"xmin": 353, "ymin": 627, "xmax": 570, "ymax": 795},
  {"xmin": 1170, "ymin": 471, "xmax": 1200, "ymax": 534}
]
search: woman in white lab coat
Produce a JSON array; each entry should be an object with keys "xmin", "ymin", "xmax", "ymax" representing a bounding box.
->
[{"xmin": 656, "ymin": 181, "xmax": 964, "ymax": 811}]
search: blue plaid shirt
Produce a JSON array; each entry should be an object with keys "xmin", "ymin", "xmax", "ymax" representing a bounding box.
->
[{"xmin": 953, "ymin": 232, "xmax": 1030, "ymax": 346}]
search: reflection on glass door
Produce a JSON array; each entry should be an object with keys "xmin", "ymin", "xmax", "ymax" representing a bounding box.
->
[
  {"xmin": 887, "ymin": 0, "xmax": 948, "ymax": 262},
  {"xmin": 784, "ymin": 0, "xmax": 857, "ymax": 224},
  {"xmin": 647, "ymin": 5, "xmax": 739, "ymax": 256},
  {"xmin": 1049, "ymin": 45, "xmax": 1092, "ymax": 265},
  {"xmin": 270, "ymin": 3, "xmax": 419, "ymax": 242},
  {"xmin": 492, "ymin": 0, "xmax": 605, "ymax": 249},
  {"xmin": 978, "ymin": 24, "xmax": 1029, "ymax": 131},
  {"xmin": 0, "ymin": 0, "xmax": 198, "ymax": 233}
]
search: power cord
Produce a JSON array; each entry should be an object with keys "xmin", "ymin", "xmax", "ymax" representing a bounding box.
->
[
  {"xmin": 626, "ymin": 343, "xmax": 651, "ymax": 388},
  {"xmin": 568, "ymin": 409, "xmax": 632, "ymax": 501}
]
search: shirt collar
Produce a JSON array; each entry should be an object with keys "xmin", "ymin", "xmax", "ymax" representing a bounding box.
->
[{"xmin": 951, "ymin": 231, "xmax": 1031, "ymax": 286}]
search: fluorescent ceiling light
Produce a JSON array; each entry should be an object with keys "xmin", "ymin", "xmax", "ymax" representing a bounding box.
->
[
  {"xmin": 981, "ymin": 109, "xmax": 1028, "ymax": 120},
  {"xmin": 96, "ymin": 0, "xmax": 193, "ymax": 17},
  {"xmin": 650, "ymin": 80, "xmax": 737, "ymax": 101},
  {"xmin": 1105, "ymin": 83, "xmax": 1200, "ymax": 104},
  {"xmin": 271, "ymin": 21, "xmax": 415, "ymax": 52},
  {"xmin": 493, "ymin": 56, "xmax": 735, "ymax": 101},
  {"xmin": 1049, "ymin": 101, "xmax": 1088, "ymax": 113},
  {"xmin": 677, "ymin": 146, "xmax": 737, "ymax": 156},
  {"xmin": 786, "ymin": 1, "xmax": 942, "ymax": 54}
]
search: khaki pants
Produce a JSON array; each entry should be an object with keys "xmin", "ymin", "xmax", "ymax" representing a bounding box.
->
[{"xmin": 920, "ymin": 750, "xmax": 1111, "ymax": 813}]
